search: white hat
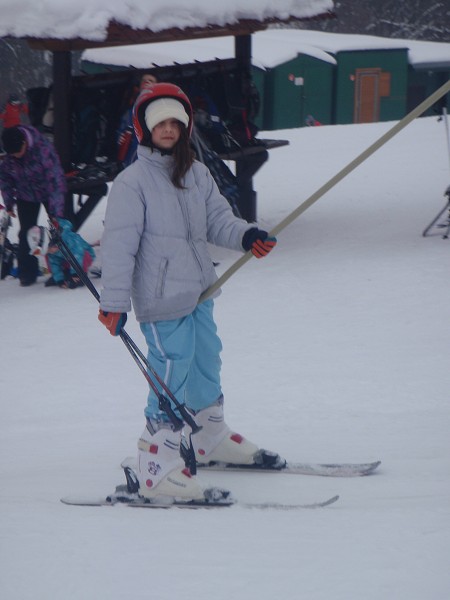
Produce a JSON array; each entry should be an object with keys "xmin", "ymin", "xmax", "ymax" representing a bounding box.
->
[{"xmin": 145, "ymin": 98, "xmax": 190, "ymax": 132}]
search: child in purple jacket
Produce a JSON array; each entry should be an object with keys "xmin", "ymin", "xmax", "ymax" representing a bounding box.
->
[{"xmin": 0, "ymin": 126, "xmax": 66, "ymax": 286}]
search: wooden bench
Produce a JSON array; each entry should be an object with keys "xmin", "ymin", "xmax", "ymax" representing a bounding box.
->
[
  {"xmin": 218, "ymin": 138, "xmax": 289, "ymax": 161},
  {"xmin": 219, "ymin": 138, "xmax": 290, "ymax": 221},
  {"xmin": 65, "ymin": 162, "xmax": 119, "ymax": 231}
]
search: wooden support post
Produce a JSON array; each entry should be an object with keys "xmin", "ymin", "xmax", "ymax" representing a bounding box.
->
[
  {"xmin": 52, "ymin": 51, "xmax": 73, "ymax": 220},
  {"xmin": 234, "ymin": 34, "xmax": 257, "ymax": 222},
  {"xmin": 52, "ymin": 51, "xmax": 72, "ymax": 170}
]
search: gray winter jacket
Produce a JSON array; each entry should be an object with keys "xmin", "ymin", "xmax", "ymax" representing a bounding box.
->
[{"xmin": 99, "ymin": 145, "xmax": 253, "ymax": 323}]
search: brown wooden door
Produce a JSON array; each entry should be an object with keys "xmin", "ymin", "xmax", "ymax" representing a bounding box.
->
[{"xmin": 354, "ymin": 68, "xmax": 381, "ymax": 123}]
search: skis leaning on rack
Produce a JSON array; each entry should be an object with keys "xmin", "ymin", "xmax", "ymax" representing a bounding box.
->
[{"xmin": 60, "ymin": 465, "xmax": 340, "ymax": 510}]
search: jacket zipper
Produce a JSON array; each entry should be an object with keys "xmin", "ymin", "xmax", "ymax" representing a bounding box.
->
[{"xmin": 178, "ymin": 191, "xmax": 205, "ymax": 286}]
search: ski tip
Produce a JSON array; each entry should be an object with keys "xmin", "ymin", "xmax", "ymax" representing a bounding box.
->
[
  {"xmin": 243, "ymin": 494, "xmax": 340, "ymax": 510},
  {"xmin": 362, "ymin": 461, "xmax": 381, "ymax": 475},
  {"xmin": 311, "ymin": 460, "xmax": 381, "ymax": 477},
  {"xmin": 60, "ymin": 496, "xmax": 112, "ymax": 507},
  {"xmin": 300, "ymin": 494, "xmax": 340, "ymax": 509},
  {"xmin": 321, "ymin": 494, "xmax": 340, "ymax": 507}
]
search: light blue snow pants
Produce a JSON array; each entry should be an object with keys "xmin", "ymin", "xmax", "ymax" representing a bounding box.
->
[{"xmin": 140, "ymin": 299, "xmax": 223, "ymax": 421}]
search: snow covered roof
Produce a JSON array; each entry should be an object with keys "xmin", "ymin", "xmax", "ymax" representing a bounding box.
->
[
  {"xmin": 82, "ymin": 34, "xmax": 338, "ymax": 72},
  {"xmin": 82, "ymin": 29, "xmax": 450, "ymax": 72},
  {"xmin": 277, "ymin": 30, "xmax": 450, "ymax": 67},
  {"xmin": 0, "ymin": 0, "xmax": 334, "ymax": 48}
]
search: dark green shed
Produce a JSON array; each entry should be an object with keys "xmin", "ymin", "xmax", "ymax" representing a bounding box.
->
[{"xmin": 256, "ymin": 53, "xmax": 335, "ymax": 130}]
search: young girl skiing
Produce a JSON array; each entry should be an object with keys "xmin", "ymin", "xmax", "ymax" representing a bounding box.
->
[{"xmin": 98, "ymin": 83, "xmax": 280, "ymax": 502}]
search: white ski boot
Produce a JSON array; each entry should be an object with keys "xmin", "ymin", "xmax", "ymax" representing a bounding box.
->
[
  {"xmin": 186, "ymin": 400, "xmax": 260, "ymax": 466},
  {"xmin": 137, "ymin": 423, "xmax": 204, "ymax": 502}
]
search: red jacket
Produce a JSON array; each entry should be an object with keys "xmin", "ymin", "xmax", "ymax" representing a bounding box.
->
[{"xmin": 0, "ymin": 102, "xmax": 28, "ymax": 128}]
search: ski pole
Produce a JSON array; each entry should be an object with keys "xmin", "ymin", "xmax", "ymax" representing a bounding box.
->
[
  {"xmin": 48, "ymin": 220, "xmax": 201, "ymax": 434},
  {"xmin": 199, "ymin": 78, "xmax": 450, "ymax": 303},
  {"xmin": 442, "ymin": 107, "xmax": 450, "ymax": 174}
]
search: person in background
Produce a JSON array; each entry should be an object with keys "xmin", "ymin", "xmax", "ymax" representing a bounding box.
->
[
  {"xmin": 0, "ymin": 94, "xmax": 29, "ymax": 129},
  {"xmin": 117, "ymin": 73, "xmax": 158, "ymax": 166},
  {"xmin": 27, "ymin": 218, "xmax": 95, "ymax": 289},
  {"xmin": 0, "ymin": 125, "xmax": 66, "ymax": 286},
  {"xmin": 98, "ymin": 83, "xmax": 280, "ymax": 503}
]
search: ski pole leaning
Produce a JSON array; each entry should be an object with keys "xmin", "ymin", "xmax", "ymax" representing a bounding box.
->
[{"xmin": 47, "ymin": 220, "xmax": 201, "ymax": 435}]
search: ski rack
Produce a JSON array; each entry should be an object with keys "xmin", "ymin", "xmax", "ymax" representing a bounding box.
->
[
  {"xmin": 422, "ymin": 184, "xmax": 450, "ymax": 239},
  {"xmin": 423, "ymin": 108, "xmax": 450, "ymax": 239}
]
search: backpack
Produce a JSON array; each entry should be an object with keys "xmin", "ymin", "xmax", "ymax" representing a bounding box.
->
[
  {"xmin": 222, "ymin": 71, "xmax": 261, "ymax": 147},
  {"xmin": 188, "ymin": 83, "xmax": 241, "ymax": 155},
  {"xmin": 191, "ymin": 128, "xmax": 241, "ymax": 218}
]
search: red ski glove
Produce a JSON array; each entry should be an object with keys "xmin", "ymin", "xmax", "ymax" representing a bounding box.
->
[
  {"xmin": 98, "ymin": 310, "xmax": 127, "ymax": 336},
  {"xmin": 242, "ymin": 228, "xmax": 277, "ymax": 258}
]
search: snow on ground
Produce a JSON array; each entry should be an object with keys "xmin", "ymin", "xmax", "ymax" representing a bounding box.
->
[{"xmin": 1, "ymin": 116, "xmax": 449, "ymax": 599}]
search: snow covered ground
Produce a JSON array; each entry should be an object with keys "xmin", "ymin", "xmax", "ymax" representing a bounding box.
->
[{"xmin": 1, "ymin": 115, "xmax": 449, "ymax": 599}]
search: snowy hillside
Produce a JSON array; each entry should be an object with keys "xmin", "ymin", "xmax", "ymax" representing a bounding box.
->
[{"xmin": 1, "ymin": 115, "xmax": 449, "ymax": 599}]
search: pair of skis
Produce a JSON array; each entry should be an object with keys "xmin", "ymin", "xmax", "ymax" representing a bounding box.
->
[{"xmin": 61, "ymin": 458, "xmax": 381, "ymax": 510}]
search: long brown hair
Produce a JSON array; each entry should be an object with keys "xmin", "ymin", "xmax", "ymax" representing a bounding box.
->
[{"xmin": 171, "ymin": 125, "xmax": 195, "ymax": 189}]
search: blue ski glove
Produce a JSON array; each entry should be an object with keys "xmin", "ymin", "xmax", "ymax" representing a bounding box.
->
[
  {"xmin": 242, "ymin": 228, "xmax": 277, "ymax": 258},
  {"xmin": 98, "ymin": 310, "xmax": 127, "ymax": 336}
]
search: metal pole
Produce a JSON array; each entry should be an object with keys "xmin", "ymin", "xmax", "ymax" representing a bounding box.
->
[
  {"xmin": 199, "ymin": 78, "xmax": 450, "ymax": 303},
  {"xmin": 442, "ymin": 107, "xmax": 450, "ymax": 173}
]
